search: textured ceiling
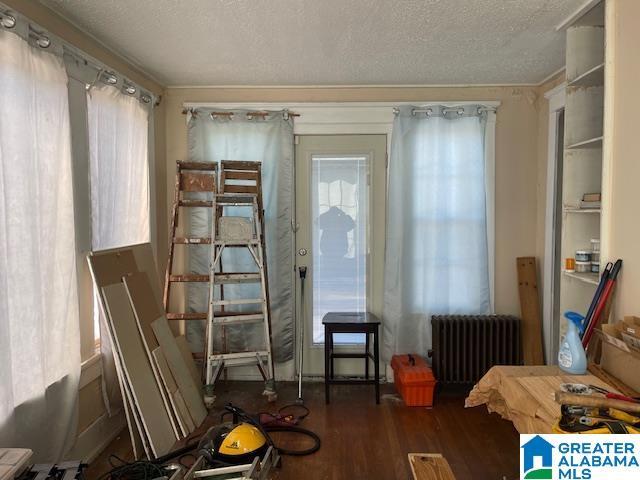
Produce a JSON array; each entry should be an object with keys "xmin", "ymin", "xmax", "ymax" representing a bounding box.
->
[{"xmin": 40, "ymin": 0, "xmax": 582, "ymax": 86}]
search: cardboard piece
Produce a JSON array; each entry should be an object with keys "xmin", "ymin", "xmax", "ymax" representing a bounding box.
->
[
  {"xmin": 596, "ymin": 322, "xmax": 640, "ymax": 393},
  {"xmin": 102, "ymin": 284, "xmax": 177, "ymax": 457}
]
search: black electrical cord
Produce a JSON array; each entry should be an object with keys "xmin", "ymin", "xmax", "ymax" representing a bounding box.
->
[
  {"xmin": 98, "ymin": 455, "xmax": 166, "ymax": 480},
  {"xmin": 263, "ymin": 425, "xmax": 321, "ymax": 456},
  {"xmin": 222, "ymin": 403, "xmax": 320, "ymax": 457}
]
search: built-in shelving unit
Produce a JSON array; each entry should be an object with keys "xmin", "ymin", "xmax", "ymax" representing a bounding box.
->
[
  {"xmin": 563, "ymin": 271, "xmax": 600, "ymax": 286},
  {"xmin": 568, "ymin": 63, "xmax": 604, "ymax": 88},
  {"xmin": 558, "ymin": 1, "xmax": 605, "ymax": 341},
  {"xmin": 566, "ymin": 136, "xmax": 603, "ymax": 150},
  {"xmin": 563, "ymin": 207, "xmax": 601, "ymax": 214}
]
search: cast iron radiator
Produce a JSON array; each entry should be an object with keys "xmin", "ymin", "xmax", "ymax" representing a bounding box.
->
[{"xmin": 431, "ymin": 315, "xmax": 522, "ymax": 385}]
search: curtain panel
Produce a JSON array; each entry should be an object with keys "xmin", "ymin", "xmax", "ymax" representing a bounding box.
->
[
  {"xmin": 0, "ymin": 29, "xmax": 80, "ymax": 461},
  {"xmin": 87, "ymin": 83, "xmax": 151, "ymax": 415},
  {"xmin": 187, "ymin": 109, "xmax": 295, "ymax": 362},
  {"xmin": 383, "ymin": 105, "xmax": 495, "ymax": 361}
]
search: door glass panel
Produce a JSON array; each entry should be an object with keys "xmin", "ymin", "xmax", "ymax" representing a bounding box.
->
[{"xmin": 311, "ymin": 154, "xmax": 369, "ymax": 344}]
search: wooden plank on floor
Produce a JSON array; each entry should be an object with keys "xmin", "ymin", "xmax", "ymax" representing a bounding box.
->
[
  {"xmin": 152, "ymin": 316, "xmax": 208, "ymax": 427},
  {"xmin": 176, "ymin": 334, "xmax": 201, "ymax": 385},
  {"xmin": 103, "ymin": 284, "xmax": 177, "ymax": 457},
  {"xmin": 408, "ymin": 454, "xmax": 456, "ymax": 480},
  {"xmin": 517, "ymin": 257, "xmax": 544, "ymax": 365}
]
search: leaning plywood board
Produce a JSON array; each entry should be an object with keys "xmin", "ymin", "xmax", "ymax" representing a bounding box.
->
[
  {"xmin": 517, "ymin": 257, "xmax": 545, "ymax": 365},
  {"xmin": 152, "ymin": 347, "xmax": 195, "ymax": 435},
  {"xmin": 88, "ymin": 245, "xmax": 180, "ymax": 443},
  {"xmin": 123, "ymin": 272, "xmax": 194, "ymax": 434},
  {"xmin": 152, "ymin": 317, "xmax": 208, "ymax": 426},
  {"xmin": 176, "ymin": 334, "xmax": 201, "ymax": 385},
  {"xmin": 122, "ymin": 381, "xmax": 148, "ymax": 460},
  {"xmin": 87, "ymin": 249, "xmax": 150, "ymax": 459},
  {"xmin": 103, "ymin": 284, "xmax": 177, "ymax": 457},
  {"xmin": 122, "ymin": 272, "xmax": 163, "ymax": 352}
]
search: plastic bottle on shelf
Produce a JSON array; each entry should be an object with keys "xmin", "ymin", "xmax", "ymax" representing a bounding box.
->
[{"xmin": 558, "ymin": 311, "xmax": 587, "ymax": 374}]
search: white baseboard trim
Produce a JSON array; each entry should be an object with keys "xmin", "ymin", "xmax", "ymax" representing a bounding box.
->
[{"xmin": 65, "ymin": 409, "xmax": 126, "ymax": 463}]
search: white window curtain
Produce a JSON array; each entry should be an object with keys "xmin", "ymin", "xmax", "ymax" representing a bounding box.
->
[
  {"xmin": 87, "ymin": 83, "xmax": 150, "ymax": 415},
  {"xmin": 0, "ymin": 30, "xmax": 80, "ymax": 461},
  {"xmin": 88, "ymin": 84, "xmax": 150, "ymax": 250},
  {"xmin": 382, "ymin": 105, "xmax": 496, "ymax": 361},
  {"xmin": 187, "ymin": 109, "xmax": 295, "ymax": 363}
]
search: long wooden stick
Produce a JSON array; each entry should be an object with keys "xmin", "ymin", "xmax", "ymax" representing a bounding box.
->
[{"xmin": 555, "ymin": 391, "xmax": 640, "ymax": 413}]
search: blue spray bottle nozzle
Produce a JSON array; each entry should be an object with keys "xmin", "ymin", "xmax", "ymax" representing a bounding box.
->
[{"xmin": 564, "ymin": 311, "xmax": 585, "ymax": 329}]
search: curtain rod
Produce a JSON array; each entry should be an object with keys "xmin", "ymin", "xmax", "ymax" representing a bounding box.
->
[
  {"xmin": 182, "ymin": 108, "xmax": 300, "ymax": 119},
  {"xmin": 0, "ymin": 4, "xmax": 158, "ymax": 106},
  {"xmin": 407, "ymin": 106, "xmax": 497, "ymax": 116}
]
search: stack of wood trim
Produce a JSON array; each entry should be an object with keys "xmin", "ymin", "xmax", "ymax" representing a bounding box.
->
[{"xmin": 88, "ymin": 243, "xmax": 207, "ymax": 459}]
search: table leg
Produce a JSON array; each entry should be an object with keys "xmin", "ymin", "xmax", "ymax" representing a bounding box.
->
[
  {"xmin": 374, "ymin": 327, "xmax": 380, "ymax": 404},
  {"xmin": 325, "ymin": 328, "xmax": 330, "ymax": 404},
  {"xmin": 365, "ymin": 332, "xmax": 370, "ymax": 380},
  {"xmin": 330, "ymin": 332, "xmax": 334, "ymax": 380}
]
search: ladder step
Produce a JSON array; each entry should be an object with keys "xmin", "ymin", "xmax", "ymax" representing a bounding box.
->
[
  {"xmin": 212, "ymin": 298, "xmax": 263, "ymax": 306},
  {"xmin": 170, "ymin": 274, "xmax": 209, "ymax": 282},
  {"xmin": 210, "ymin": 351, "xmax": 270, "ymax": 361},
  {"xmin": 214, "ymin": 239, "xmax": 260, "ymax": 246},
  {"xmin": 178, "ymin": 200, "xmax": 213, "ymax": 207},
  {"xmin": 177, "ymin": 161, "xmax": 217, "ymax": 171},
  {"xmin": 215, "ymin": 193, "xmax": 257, "ymax": 205},
  {"xmin": 174, "ymin": 237, "xmax": 211, "ymax": 244},
  {"xmin": 214, "ymin": 273, "xmax": 261, "ymax": 284},
  {"xmin": 212, "ymin": 313, "xmax": 265, "ymax": 325},
  {"xmin": 167, "ymin": 312, "xmax": 207, "ymax": 320}
]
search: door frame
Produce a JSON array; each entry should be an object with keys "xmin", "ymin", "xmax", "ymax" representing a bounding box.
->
[{"xmin": 542, "ymin": 83, "xmax": 566, "ymax": 365}]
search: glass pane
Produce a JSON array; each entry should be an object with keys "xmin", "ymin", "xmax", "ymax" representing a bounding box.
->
[{"xmin": 311, "ymin": 155, "xmax": 369, "ymax": 344}]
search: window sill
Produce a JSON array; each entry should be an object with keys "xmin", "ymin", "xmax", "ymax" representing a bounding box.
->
[{"xmin": 79, "ymin": 352, "xmax": 102, "ymax": 390}]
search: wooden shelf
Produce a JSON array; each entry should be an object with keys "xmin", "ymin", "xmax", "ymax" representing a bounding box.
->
[
  {"xmin": 563, "ymin": 270, "xmax": 600, "ymax": 286},
  {"xmin": 568, "ymin": 63, "xmax": 605, "ymax": 87},
  {"xmin": 563, "ymin": 207, "xmax": 601, "ymax": 214},
  {"xmin": 566, "ymin": 136, "xmax": 603, "ymax": 149}
]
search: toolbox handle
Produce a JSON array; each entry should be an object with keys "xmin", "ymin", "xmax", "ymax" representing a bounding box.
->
[{"xmin": 407, "ymin": 354, "xmax": 416, "ymax": 366}]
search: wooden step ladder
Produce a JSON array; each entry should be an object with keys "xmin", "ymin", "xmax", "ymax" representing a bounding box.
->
[
  {"xmin": 164, "ymin": 160, "xmax": 276, "ymax": 402},
  {"xmin": 164, "ymin": 161, "xmax": 218, "ymax": 325},
  {"xmin": 206, "ymin": 191, "xmax": 277, "ymax": 402}
]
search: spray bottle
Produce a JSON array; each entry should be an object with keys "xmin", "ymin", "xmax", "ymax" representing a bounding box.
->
[{"xmin": 558, "ymin": 311, "xmax": 587, "ymax": 374}]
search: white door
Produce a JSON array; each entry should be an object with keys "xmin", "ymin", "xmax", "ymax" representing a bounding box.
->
[{"xmin": 295, "ymin": 135, "xmax": 387, "ymax": 375}]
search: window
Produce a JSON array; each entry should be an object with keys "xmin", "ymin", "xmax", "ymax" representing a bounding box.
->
[
  {"xmin": 311, "ymin": 155, "xmax": 370, "ymax": 344},
  {"xmin": 87, "ymin": 84, "xmax": 151, "ymax": 347}
]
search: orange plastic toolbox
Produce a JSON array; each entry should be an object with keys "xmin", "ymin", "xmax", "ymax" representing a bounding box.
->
[{"xmin": 391, "ymin": 354, "xmax": 436, "ymax": 407}]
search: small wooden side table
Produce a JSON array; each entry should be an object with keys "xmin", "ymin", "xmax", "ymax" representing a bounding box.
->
[{"xmin": 322, "ymin": 311, "xmax": 380, "ymax": 404}]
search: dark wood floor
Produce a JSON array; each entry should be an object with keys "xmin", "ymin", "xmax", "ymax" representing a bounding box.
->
[{"xmin": 87, "ymin": 381, "xmax": 519, "ymax": 480}]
